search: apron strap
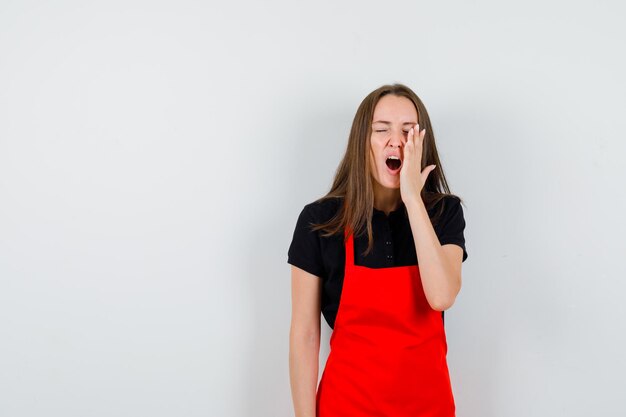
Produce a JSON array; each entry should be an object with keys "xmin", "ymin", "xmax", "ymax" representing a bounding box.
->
[{"xmin": 344, "ymin": 226, "xmax": 355, "ymax": 267}]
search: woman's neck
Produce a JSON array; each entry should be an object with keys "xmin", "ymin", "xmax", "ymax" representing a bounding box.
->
[{"xmin": 373, "ymin": 182, "xmax": 402, "ymax": 215}]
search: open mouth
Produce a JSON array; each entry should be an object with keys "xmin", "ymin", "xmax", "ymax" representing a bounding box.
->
[{"xmin": 385, "ymin": 156, "xmax": 402, "ymax": 171}]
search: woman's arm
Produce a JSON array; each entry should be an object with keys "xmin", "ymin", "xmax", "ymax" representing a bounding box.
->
[
  {"xmin": 405, "ymin": 198, "xmax": 463, "ymax": 311},
  {"xmin": 289, "ymin": 265, "xmax": 322, "ymax": 417}
]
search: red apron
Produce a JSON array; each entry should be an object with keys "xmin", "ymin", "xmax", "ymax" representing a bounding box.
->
[{"xmin": 316, "ymin": 226, "xmax": 456, "ymax": 416}]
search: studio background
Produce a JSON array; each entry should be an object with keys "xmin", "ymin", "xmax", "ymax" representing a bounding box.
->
[{"xmin": 1, "ymin": 1, "xmax": 624, "ymax": 416}]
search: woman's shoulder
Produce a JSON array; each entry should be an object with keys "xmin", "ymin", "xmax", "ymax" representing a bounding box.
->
[
  {"xmin": 426, "ymin": 193, "xmax": 465, "ymax": 227},
  {"xmin": 288, "ymin": 196, "xmax": 343, "ymax": 278},
  {"xmin": 427, "ymin": 192, "xmax": 462, "ymax": 206},
  {"xmin": 300, "ymin": 195, "xmax": 343, "ymax": 223},
  {"xmin": 427, "ymin": 193, "xmax": 463, "ymax": 212}
]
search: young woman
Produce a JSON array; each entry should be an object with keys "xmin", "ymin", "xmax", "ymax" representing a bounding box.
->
[{"xmin": 288, "ymin": 83, "xmax": 468, "ymax": 417}]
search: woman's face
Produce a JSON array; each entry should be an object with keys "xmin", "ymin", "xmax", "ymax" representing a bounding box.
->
[{"xmin": 369, "ymin": 94, "xmax": 418, "ymax": 189}]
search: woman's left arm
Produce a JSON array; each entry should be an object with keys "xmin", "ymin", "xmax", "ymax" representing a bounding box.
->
[{"xmin": 405, "ymin": 198, "xmax": 463, "ymax": 311}]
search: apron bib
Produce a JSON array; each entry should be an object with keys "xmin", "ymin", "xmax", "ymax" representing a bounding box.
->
[{"xmin": 316, "ymin": 226, "xmax": 456, "ymax": 417}]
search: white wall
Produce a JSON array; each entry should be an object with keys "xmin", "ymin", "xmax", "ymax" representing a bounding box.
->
[{"xmin": 1, "ymin": 1, "xmax": 624, "ymax": 416}]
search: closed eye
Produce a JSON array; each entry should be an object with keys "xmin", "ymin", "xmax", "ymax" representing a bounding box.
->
[{"xmin": 374, "ymin": 130, "xmax": 410, "ymax": 133}]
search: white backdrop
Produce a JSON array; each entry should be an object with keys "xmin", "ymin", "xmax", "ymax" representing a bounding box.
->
[{"xmin": 1, "ymin": 1, "xmax": 625, "ymax": 416}]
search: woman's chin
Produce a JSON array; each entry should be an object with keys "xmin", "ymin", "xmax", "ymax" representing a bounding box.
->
[{"xmin": 384, "ymin": 173, "xmax": 401, "ymax": 187}]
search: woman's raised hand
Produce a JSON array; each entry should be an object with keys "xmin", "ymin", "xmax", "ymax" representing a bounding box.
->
[{"xmin": 399, "ymin": 123, "xmax": 436, "ymax": 206}]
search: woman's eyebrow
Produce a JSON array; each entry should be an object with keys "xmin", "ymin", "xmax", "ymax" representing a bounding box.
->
[{"xmin": 372, "ymin": 121, "xmax": 417, "ymax": 125}]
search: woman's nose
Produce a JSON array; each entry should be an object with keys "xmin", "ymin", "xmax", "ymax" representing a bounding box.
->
[{"xmin": 391, "ymin": 129, "xmax": 405, "ymax": 146}]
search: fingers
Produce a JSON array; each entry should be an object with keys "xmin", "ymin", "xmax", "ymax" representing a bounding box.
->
[
  {"xmin": 416, "ymin": 123, "xmax": 425, "ymax": 140},
  {"xmin": 409, "ymin": 124, "xmax": 426, "ymax": 143},
  {"xmin": 408, "ymin": 125, "xmax": 426, "ymax": 152}
]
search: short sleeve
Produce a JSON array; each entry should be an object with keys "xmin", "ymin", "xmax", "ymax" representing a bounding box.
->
[
  {"xmin": 287, "ymin": 204, "xmax": 326, "ymax": 278},
  {"xmin": 436, "ymin": 196, "xmax": 468, "ymax": 262}
]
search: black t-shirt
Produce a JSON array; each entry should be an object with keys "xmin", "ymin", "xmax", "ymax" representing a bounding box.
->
[{"xmin": 287, "ymin": 195, "xmax": 468, "ymax": 329}]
